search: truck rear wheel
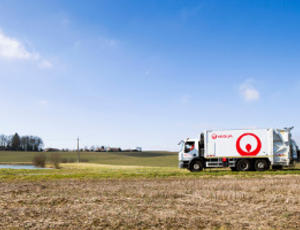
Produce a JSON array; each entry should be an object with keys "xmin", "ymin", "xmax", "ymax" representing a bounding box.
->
[
  {"xmin": 189, "ymin": 160, "xmax": 203, "ymax": 172},
  {"xmin": 236, "ymin": 159, "xmax": 251, "ymax": 171},
  {"xmin": 254, "ymin": 159, "xmax": 269, "ymax": 171}
]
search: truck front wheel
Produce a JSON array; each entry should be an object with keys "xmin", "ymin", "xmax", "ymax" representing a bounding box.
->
[
  {"xmin": 236, "ymin": 159, "xmax": 251, "ymax": 171},
  {"xmin": 254, "ymin": 159, "xmax": 269, "ymax": 171},
  {"xmin": 189, "ymin": 160, "xmax": 203, "ymax": 172}
]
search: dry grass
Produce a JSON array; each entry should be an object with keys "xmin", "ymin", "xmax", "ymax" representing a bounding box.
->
[{"xmin": 1, "ymin": 176, "xmax": 300, "ymax": 229}]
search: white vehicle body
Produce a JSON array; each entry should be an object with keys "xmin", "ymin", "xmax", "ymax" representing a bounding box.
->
[{"xmin": 179, "ymin": 128, "xmax": 299, "ymax": 171}]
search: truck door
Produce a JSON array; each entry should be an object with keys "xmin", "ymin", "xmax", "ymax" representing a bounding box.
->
[{"xmin": 183, "ymin": 141, "xmax": 198, "ymax": 160}]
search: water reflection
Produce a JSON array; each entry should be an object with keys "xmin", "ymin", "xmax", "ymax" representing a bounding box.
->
[{"xmin": 0, "ymin": 165, "xmax": 50, "ymax": 169}]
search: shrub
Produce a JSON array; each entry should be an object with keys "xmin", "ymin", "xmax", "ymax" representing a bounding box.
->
[
  {"xmin": 32, "ymin": 153, "xmax": 47, "ymax": 168},
  {"xmin": 61, "ymin": 158, "xmax": 68, "ymax": 163},
  {"xmin": 50, "ymin": 153, "xmax": 61, "ymax": 169},
  {"xmin": 68, "ymin": 158, "xmax": 76, "ymax": 163},
  {"xmin": 61, "ymin": 158, "xmax": 76, "ymax": 163}
]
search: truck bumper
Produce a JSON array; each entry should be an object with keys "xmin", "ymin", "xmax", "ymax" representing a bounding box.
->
[{"xmin": 179, "ymin": 161, "xmax": 189, "ymax": 169}]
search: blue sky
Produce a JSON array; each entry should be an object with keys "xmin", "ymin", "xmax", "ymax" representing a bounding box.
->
[{"xmin": 0, "ymin": 0, "xmax": 300, "ymax": 150}]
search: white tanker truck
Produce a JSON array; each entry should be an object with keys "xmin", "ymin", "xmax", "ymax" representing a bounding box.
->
[{"xmin": 179, "ymin": 127, "xmax": 299, "ymax": 172}]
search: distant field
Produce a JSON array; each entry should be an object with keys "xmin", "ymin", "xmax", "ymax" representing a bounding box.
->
[{"xmin": 0, "ymin": 151, "xmax": 178, "ymax": 167}]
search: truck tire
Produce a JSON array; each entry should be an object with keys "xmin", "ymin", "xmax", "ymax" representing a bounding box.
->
[
  {"xmin": 236, "ymin": 159, "xmax": 251, "ymax": 171},
  {"xmin": 254, "ymin": 159, "xmax": 269, "ymax": 171},
  {"xmin": 189, "ymin": 160, "xmax": 203, "ymax": 172}
]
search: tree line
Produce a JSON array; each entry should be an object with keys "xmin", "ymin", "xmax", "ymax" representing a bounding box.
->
[{"xmin": 0, "ymin": 133, "xmax": 44, "ymax": 151}]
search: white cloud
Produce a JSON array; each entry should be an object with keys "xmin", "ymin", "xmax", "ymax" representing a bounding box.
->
[
  {"xmin": 239, "ymin": 79, "xmax": 260, "ymax": 102},
  {"xmin": 0, "ymin": 30, "xmax": 52, "ymax": 69},
  {"xmin": 0, "ymin": 31, "xmax": 35, "ymax": 60}
]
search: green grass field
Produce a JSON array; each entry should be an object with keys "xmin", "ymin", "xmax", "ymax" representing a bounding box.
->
[{"xmin": 0, "ymin": 151, "xmax": 178, "ymax": 167}]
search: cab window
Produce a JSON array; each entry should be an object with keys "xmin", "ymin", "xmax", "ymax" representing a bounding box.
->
[{"xmin": 184, "ymin": 142, "xmax": 195, "ymax": 153}]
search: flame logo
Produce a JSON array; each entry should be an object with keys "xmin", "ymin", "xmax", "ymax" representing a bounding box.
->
[
  {"xmin": 246, "ymin": 144, "xmax": 252, "ymax": 152},
  {"xmin": 236, "ymin": 133, "xmax": 262, "ymax": 156}
]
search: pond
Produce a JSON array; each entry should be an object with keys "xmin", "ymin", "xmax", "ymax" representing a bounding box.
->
[{"xmin": 0, "ymin": 164, "xmax": 50, "ymax": 169}]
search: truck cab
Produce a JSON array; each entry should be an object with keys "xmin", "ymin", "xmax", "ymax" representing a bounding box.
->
[{"xmin": 179, "ymin": 134, "xmax": 205, "ymax": 171}]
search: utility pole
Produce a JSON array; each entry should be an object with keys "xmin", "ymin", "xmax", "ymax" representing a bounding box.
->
[{"xmin": 77, "ymin": 137, "xmax": 80, "ymax": 163}]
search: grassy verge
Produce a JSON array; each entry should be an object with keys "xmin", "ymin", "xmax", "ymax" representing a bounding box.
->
[{"xmin": 1, "ymin": 163, "xmax": 300, "ymax": 181}]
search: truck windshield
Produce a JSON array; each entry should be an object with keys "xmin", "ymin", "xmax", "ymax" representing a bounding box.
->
[{"xmin": 184, "ymin": 142, "xmax": 195, "ymax": 153}]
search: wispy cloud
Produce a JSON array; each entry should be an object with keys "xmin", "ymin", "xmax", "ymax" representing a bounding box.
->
[
  {"xmin": 180, "ymin": 4, "xmax": 203, "ymax": 21},
  {"xmin": 98, "ymin": 36, "xmax": 119, "ymax": 48},
  {"xmin": 73, "ymin": 40, "xmax": 81, "ymax": 49},
  {"xmin": 0, "ymin": 30, "xmax": 52, "ymax": 69},
  {"xmin": 61, "ymin": 17, "xmax": 70, "ymax": 26},
  {"xmin": 104, "ymin": 39, "xmax": 118, "ymax": 47},
  {"xmin": 239, "ymin": 79, "xmax": 260, "ymax": 102},
  {"xmin": 38, "ymin": 60, "xmax": 53, "ymax": 69},
  {"xmin": 180, "ymin": 95, "xmax": 191, "ymax": 104},
  {"xmin": 145, "ymin": 69, "xmax": 151, "ymax": 76},
  {"xmin": 39, "ymin": 100, "xmax": 48, "ymax": 105}
]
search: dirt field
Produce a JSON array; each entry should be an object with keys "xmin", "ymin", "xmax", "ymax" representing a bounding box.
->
[{"xmin": 1, "ymin": 176, "xmax": 300, "ymax": 229}]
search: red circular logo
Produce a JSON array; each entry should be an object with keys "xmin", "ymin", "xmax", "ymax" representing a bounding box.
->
[
  {"xmin": 236, "ymin": 133, "xmax": 262, "ymax": 156},
  {"xmin": 212, "ymin": 134, "xmax": 217, "ymax": 140}
]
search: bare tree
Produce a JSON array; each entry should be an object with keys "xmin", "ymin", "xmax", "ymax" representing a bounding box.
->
[
  {"xmin": 0, "ymin": 135, "xmax": 7, "ymax": 149},
  {"xmin": 1, "ymin": 134, "xmax": 44, "ymax": 151},
  {"xmin": 11, "ymin": 133, "xmax": 21, "ymax": 150}
]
